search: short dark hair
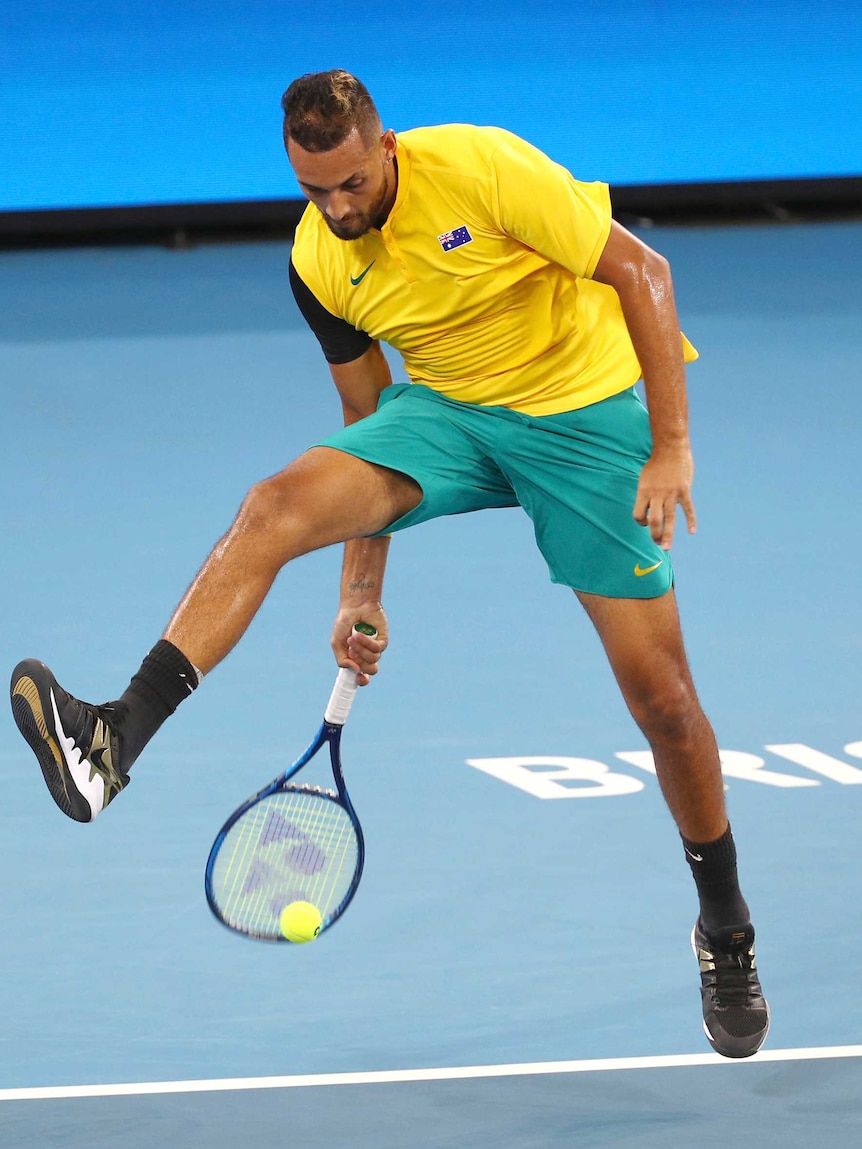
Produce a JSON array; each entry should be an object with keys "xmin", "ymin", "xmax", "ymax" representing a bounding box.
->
[{"xmin": 281, "ymin": 70, "xmax": 382, "ymax": 152}]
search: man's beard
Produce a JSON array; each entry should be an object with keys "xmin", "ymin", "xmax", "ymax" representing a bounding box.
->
[
  {"xmin": 319, "ymin": 174, "xmax": 393, "ymax": 241},
  {"xmin": 322, "ymin": 213, "xmax": 372, "ymax": 241}
]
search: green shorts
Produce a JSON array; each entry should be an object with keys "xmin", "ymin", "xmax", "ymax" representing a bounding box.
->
[{"xmin": 317, "ymin": 383, "xmax": 672, "ymax": 598}]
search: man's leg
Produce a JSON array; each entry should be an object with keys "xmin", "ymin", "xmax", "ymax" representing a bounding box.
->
[
  {"xmin": 11, "ymin": 447, "xmax": 421, "ymax": 820},
  {"xmin": 164, "ymin": 447, "xmax": 420, "ymax": 673},
  {"xmin": 576, "ymin": 586, "xmax": 770, "ymax": 1058},
  {"xmin": 576, "ymin": 587, "xmax": 726, "ymax": 845}
]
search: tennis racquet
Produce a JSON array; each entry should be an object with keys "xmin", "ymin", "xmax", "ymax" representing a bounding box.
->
[{"xmin": 205, "ymin": 627, "xmax": 373, "ymax": 942}]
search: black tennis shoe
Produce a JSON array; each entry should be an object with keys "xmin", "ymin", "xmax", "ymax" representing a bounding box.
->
[
  {"xmin": 692, "ymin": 918, "xmax": 770, "ymax": 1058},
  {"xmin": 10, "ymin": 659, "xmax": 129, "ymax": 822}
]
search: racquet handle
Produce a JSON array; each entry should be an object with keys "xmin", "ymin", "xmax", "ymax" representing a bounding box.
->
[{"xmin": 324, "ymin": 623, "xmax": 377, "ymax": 725}]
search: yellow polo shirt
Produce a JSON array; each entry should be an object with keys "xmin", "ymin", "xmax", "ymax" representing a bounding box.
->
[{"xmin": 291, "ymin": 124, "xmax": 697, "ymax": 416}]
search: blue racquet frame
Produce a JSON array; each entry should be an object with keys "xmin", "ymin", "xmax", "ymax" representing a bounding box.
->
[{"xmin": 204, "ymin": 657, "xmax": 368, "ymax": 943}]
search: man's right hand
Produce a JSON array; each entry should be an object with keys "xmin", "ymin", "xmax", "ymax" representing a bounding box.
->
[{"xmin": 331, "ymin": 606, "xmax": 389, "ymax": 686}]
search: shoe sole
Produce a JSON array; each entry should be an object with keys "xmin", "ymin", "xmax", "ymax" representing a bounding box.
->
[
  {"xmin": 691, "ymin": 924, "xmax": 771, "ymax": 1059},
  {"xmin": 10, "ymin": 661, "xmax": 92, "ymax": 822}
]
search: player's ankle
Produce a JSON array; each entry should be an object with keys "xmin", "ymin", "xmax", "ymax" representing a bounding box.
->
[{"xmin": 114, "ymin": 639, "xmax": 201, "ymax": 768}]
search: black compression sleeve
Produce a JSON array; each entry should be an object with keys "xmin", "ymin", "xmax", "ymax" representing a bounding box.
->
[{"xmin": 288, "ymin": 258, "xmax": 373, "ymax": 364}]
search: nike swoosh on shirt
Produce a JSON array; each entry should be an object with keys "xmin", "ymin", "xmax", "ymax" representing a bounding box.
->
[
  {"xmin": 634, "ymin": 560, "xmax": 663, "ymax": 577},
  {"xmin": 51, "ymin": 688, "xmax": 105, "ymax": 820},
  {"xmin": 350, "ymin": 261, "xmax": 376, "ymax": 286}
]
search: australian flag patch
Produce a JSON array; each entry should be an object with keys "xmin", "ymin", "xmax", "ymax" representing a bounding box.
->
[{"xmin": 438, "ymin": 225, "xmax": 473, "ymax": 252}]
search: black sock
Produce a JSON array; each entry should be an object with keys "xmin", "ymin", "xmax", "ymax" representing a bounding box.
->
[
  {"xmin": 682, "ymin": 824, "xmax": 751, "ymax": 943},
  {"xmin": 106, "ymin": 639, "xmax": 200, "ymax": 770}
]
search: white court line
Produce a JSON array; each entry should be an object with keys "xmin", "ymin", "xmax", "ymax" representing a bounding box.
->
[{"xmin": 2, "ymin": 1045, "xmax": 862, "ymax": 1103}]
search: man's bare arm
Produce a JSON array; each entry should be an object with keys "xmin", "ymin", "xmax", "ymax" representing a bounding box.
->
[
  {"xmin": 593, "ymin": 221, "xmax": 696, "ymax": 550},
  {"xmin": 329, "ymin": 342, "xmax": 394, "ymax": 682}
]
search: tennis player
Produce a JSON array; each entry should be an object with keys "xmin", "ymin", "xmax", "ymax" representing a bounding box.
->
[{"xmin": 10, "ymin": 69, "xmax": 768, "ymax": 1058}]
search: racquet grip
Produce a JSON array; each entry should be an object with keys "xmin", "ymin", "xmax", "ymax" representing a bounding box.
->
[
  {"xmin": 325, "ymin": 667, "xmax": 359, "ymax": 725},
  {"xmin": 324, "ymin": 624, "xmax": 377, "ymax": 725}
]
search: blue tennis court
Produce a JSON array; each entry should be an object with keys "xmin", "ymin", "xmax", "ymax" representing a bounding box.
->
[{"xmin": 1, "ymin": 219, "xmax": 861, "ymax": 1146}]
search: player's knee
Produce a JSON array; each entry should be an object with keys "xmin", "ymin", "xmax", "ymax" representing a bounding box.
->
[
  {"xmin": 628, "ymin": 674, "xmax": 701, "ymax": 745},
  {"xmin": 234, "ymin": 473, "xmax": 309, "ymax": 544},
  {"xmin": 236, "ymin": 476, "xmax": 281, "ymax": 530}
]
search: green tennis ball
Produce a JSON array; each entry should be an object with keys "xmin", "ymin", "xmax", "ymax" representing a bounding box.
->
[{"xmin": 280, "ymin": 901, "xmax": 322, "ymax": 943}]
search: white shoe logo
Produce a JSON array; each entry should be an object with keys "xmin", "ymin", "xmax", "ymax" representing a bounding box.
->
[{"xmin": 50, "ymin": 689, "xmax": 105, "ymax": 820}]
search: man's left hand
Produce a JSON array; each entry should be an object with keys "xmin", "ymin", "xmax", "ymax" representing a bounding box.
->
[{"xmin": 633, "ymin": 444, "xmax": 697, "ymax": 550}]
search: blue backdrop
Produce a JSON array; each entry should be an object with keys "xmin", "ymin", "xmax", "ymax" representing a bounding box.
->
[{"xmin": 2, "ymin": 0, "xmax": 861, "ymax": 211}]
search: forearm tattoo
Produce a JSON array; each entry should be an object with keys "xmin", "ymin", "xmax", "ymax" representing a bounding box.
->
[{"xmin": 348, "ymin": 579, "xmax": 377, "ymax": 594}]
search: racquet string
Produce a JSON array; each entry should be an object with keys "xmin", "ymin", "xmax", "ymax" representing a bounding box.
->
[{"xmin": 211, "ymin": 790, "xmax": 359, "ymax": 937}]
